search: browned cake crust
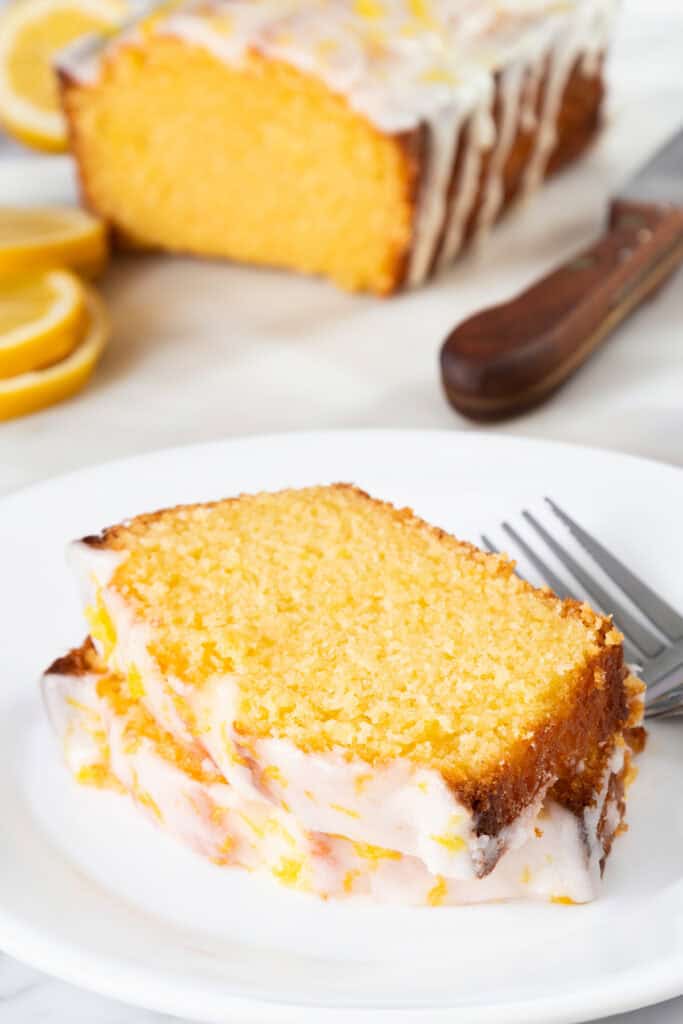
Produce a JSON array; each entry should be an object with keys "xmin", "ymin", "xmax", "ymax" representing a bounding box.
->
[
  {"xmin": 77, "ymin": 483, "xmax": 633, "ymax": 849},
  {"xmin": 465, "ymin": 646, "xmax": 627, "ymax": 840},
  {"xmin": 59, "ymin": 52, "xmax": 604, "ymax": 294},
  {"xmin": 46, "ymin": 636, "xmax": 99, "ymax": 677},
  {"xmin": 416, "ymin": 57, "xmax": 604, "ymax": 284}
]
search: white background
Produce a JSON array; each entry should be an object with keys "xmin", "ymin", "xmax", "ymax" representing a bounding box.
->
[{"xmin": 1, "ymin": 0, "xmax": 682, "ymax": 1020}]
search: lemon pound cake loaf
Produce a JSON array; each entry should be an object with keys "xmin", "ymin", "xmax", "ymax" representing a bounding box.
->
[
  {"xmin": 44, "ymin": 483, "xmax": 645, "ymax": 903},
  {"xmin": 57, "ymin": 0, "xmax": 615, "ymax": 294}
]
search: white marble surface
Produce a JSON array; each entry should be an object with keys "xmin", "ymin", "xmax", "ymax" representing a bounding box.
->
[
  {"xmin": 1, "ymin": 953, "xmax": 683, "ymax": 1024},
  {"xmin": 1, "ymin": 0, "xmax": 683, "ymax": 1020}
]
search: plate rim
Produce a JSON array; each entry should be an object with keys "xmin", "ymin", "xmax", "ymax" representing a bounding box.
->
[
  {"xmin": 2, "ymin": 427, "xmax": 683, "ymax": 508},
  {"xmin": 2, "ymin": 889, "xmax": 683, "ymax": 1024}
]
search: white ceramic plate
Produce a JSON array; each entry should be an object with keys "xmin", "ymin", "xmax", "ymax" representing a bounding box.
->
[{"xmin": 1, "ymin": 430, "xmax": 682, "ymax": 1024}]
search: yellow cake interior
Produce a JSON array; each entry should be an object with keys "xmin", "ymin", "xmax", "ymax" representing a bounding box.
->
[
  {"xmin": 63, "ymin": 35, "xmax": 414, "ymax": 293},
  {"xmin": 93, "ymin": 484, "xmax": 620, "ymax": 783}
]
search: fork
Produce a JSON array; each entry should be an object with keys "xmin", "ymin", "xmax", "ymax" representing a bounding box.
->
[{"xmin": 482, "ymin": 499, "xmax": 683, "ymax": 720}]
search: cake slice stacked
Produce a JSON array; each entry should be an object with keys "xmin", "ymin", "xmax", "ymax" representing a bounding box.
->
[{"xmin": 42, "ymin": 485, "xmax": 644, "ymax": 904}]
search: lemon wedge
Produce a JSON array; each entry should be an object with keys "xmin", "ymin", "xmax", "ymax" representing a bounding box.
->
[
  {"xmin": 0, "ymin": 287, "xmax": 108, "ymax": 421},
  {"xmin": 0, "ymin": 268, "xmax": 87, "ymax": 378},
  {"xmin": 0, "ymin": 0, "xmax": 125, "ymax": 152},
  {"xmin": 0, "ymin": 206, "xmax": 108, "ymax": 278}
]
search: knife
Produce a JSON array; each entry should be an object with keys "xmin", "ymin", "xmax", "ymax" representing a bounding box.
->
[{"xmin": 440, "ymin": 128, "xmax": 683, "ymax": 422}]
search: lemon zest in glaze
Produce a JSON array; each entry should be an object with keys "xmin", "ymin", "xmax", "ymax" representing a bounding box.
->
[
  {"xmin": 219, "ymin": 834, "xmax": 234, "ymax": 854},
  {"xmin": 354, "ymin": 0, "xmax": 384, "ymax": 19},
  {"xmin": 352, "ymin": 841, "xmax": 401, "ymax": 866},
  {"xmin": 84, "ymin": 590, "xmax": 116, "ymax": 660},
  {"xmin": 65, "ymin": 696, "xmax": 98, "ymax": 717},
  {"xmin": 136, "ymin": 789, "xmax": 163, "ymax": 823},
  {"xmin": 262, "ymin": 764, "xmax": 288, "ymax": 788},
  {"xmin": 127, "ymin": 663, "xmax": 145, "ymax": 699},
  {"xmin": 420, "ymin": 65, "xmax": 457, "ymax": 85},
  {"xmin": 265, "ymin": 818, "xmax": 298, "ymax": 849},
  {"xmin": 330, "ymin": 803, "xmax": 360, "ymax": 819},
  {"xmin": 431, "ymin": 833, "xmax": 465, "ymax": 854},
  {"xmin": 76, "ymin": 763, "xmax": 123, "ymax": 791},
  {"xmin": 354, "ymin": 772, "xmax": 372, "ymax": 794},
  {"xmin": 343, "ymin": 869, "xmax": 360, "ymax": 893},
  {"xmin": 272, "ymin": 855, "xmax": 307, "ymax": 889},
  {"xmin": 427, "ymin": 875, "xmax": 448, "ymax": 906},
  {"xmin": 241, "ymin": 813, "xmax": 266, "ymax": 839},
  {"xmin": 407, "ymin": 0, "xmax": 436, "ymax": 28}
]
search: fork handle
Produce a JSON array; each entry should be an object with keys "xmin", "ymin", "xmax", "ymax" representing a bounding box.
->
[{"xmin": 440, "ymin": 200, "xmax": 683, "ymax": 421}]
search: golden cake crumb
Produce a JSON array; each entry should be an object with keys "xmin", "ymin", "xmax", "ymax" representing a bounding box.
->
[{"xmin": 98, "ymin": 484, "xmax": 617, "ymax": 787}]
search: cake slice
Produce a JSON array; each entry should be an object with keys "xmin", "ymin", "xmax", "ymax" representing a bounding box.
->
[
  {"xmin": 57, "ymin": 0, "xmax": 612, "ymax": 294},
  {"xmin": 42, "ymin": 638, "xmax": 642, "ymax": 904},
  {"xmin": 67, "ymin": 483, "xmax": 637, "ymax": 883}
]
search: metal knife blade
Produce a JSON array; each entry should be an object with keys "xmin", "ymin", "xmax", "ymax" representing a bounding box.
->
[{"xmin": 619, "ymin": 126, "xmax": 683, "ymax": 207}]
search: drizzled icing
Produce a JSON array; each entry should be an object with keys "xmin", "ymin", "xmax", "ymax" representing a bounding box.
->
[
  {"xmin": 59, "ymin": 0, "xmax": 616, "ymax": 285},
  {"xmin": 48, "ymin": 536, "xmax": 640, "ymax": 904},
  {"xmin": 43, "ymin": 656, "xmax": 617, "ymax": 904}
]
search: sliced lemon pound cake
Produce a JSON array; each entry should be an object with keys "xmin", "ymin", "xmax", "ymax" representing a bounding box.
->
[
  {"xmin": 42, "ymin": 483, "xmax": 644, "ymax": 903},
  {"xmin": 57, "ymin": 0, "xmax": 615, "ymax": 293},
  {"xmin": 43, "ymin": 639, "xmax": 642, "ymax": 904}
]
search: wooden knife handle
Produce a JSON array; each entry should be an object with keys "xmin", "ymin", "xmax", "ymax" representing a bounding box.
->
[{"xmin": 440, "ymin": 200, "xmax": 683, "ymax": 422}]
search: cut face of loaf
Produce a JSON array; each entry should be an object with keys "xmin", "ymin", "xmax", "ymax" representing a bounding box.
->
[
  {"xmin": 58, "ymin": 0, "xmax": 611, "ymax": 294},
  {"xmin": 42, "ymin": 639, "xmax": 640, "ymax": 905},
  {"xmin": 68, "ymin": 484, "xmax": 633, "ymax": 880}
]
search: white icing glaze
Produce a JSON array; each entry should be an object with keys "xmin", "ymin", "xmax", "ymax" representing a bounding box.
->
[
  {"xmin": 519, "ymin": 55, "xmax": 543, "ymax": 131},
  {"xmin": 406, "ymin": 106, "xmax": 464, "ymax": 287},
  {"xmin": 520, "ymin": 30, "xmax": 577, "ymax": 197},
  {"xmin": 68, "ymin": 538, "xmax": 611, "ymax": 887},
  {"xmin": 57, "ymin": 0, "xmax": 617, "ymax": 286},
  {"xmin": 437, "ymin": 101, "xmax": 490, "ymax": 267},
  {"xmin": 472, "ymin": 59, "xmax": 525, "ymax": 243},
  {"xmin": 43, "ymin": 660, "xmax": 617, "ymax": 904}
]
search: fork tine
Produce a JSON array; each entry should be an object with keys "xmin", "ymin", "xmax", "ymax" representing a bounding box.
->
[
  {"xmin": 646, "ymin": 685, "xmax": 683, "ymax": 714},
  {"xmin": 546, "ymin": 499, "xmax": 683, "ymax": 641},
  {"xmin": 639, "ymin": 644, "xmax": 683, "ymax": 687},
  {"xmin": 523, "ymin": 511, "xmax": 665, "ymax": 660},
  {"xmin": 645, "ymin": 703, "xmax": 681, "ymax": 720},
  {"xmin": 501, "ymin": 523, "xmax": 577, "ymax": 601},
  {"xmin": 645, "ymin": 683, "xmax": 683, "ymax": 718},
  {"xmin": 642, "ymin": 653, "xmax": 683, "ymax": 702}
]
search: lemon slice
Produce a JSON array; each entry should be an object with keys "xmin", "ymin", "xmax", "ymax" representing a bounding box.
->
[
  {"xmin": 0, "ymin": 268, "xmax": 87, "ymax": 378},
  {"xmin": 0, "ymin": 206, "xmax": 108, "ymax": 278},
  {"xmin": 0, "ymin": 0, "xmax": 125, "ymax": 152},
  {"xmin": 0, "ymin": 287, "xmax": 108, "ymax": 421}
]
